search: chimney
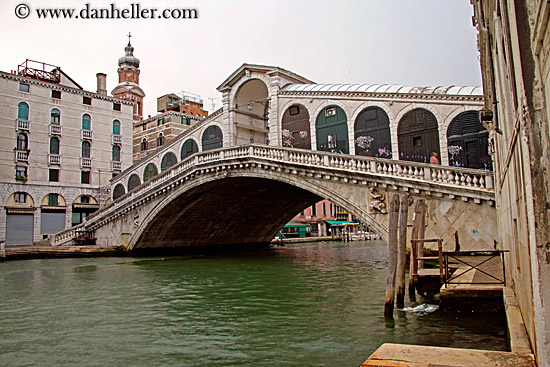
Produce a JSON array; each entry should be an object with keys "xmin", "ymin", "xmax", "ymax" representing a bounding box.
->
[{"xmin": 96, "ymin": 73, "xmax": 107, "ymax": 96}]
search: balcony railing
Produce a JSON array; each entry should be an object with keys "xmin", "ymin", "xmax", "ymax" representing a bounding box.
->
[
  {"xmin": 15, "ymin": 149, "xmax": 29, "ymax": 162},
  {"xmin": 81, "ymin": 157, "xmax": 91, "ymax": 168},
  {"xmin": 112, "ymin": 161, "xmax": 122, "ymax": 171},
  {"xmin": 81, "ymin": 130, "xmax": 93, "ymax": 140},
  {"xmin": 112, "ymin": 134, "xmax": 122, "ymax": 144},
  {"xmin": 50, "ymin": 124, "xmax": 62, "ymax": 135},
  {"xmin": 17, "ymin": 119, "xmax": 30, "ymax": 131},
  {"xmin": 49, "ymin": 154, "xmax": 61, "ymax": 165}
]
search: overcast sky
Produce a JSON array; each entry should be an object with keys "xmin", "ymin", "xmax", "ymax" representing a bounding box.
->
[{"xmin": 0, "ymin": 0, "xmax": 482, "ymax": 117}]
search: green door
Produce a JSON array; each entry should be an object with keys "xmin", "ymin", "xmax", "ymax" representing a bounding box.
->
[{"xmin": 316, "ymin": 105, "xmax": 349, "ymax": 154}]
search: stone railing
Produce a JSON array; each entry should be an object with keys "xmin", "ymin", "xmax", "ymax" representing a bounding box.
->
[{"xmin": 52, "ymin": 144, "xmax": 494, "ymax": 246}]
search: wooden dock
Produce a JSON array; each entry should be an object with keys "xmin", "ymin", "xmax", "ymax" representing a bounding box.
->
[{"xmin": 1, "ymin": 245, "xmax": 125, "ymax": 260}]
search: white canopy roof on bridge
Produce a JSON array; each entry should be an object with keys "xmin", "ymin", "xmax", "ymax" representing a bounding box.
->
[{"xmin": 282, "ymin": 83, "xmax": 483, "ymax": 96}]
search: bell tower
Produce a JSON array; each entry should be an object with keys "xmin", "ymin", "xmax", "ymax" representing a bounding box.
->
[{"xmin": 111, "ymin": 33, "xmax": 145, "ymax": 121}]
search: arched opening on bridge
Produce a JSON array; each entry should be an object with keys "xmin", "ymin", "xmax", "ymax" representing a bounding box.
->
[
  {"xmin": 447, "ymin": 111, "xmax": 492, "ymax": 170},
  {"xmin": 113, "ymin": 184, "xmax": 126, "ymax": 200},
  {"xmin": 234, "ymin": 79, "xmax": 269, "ymax": 144},
  {"xmin": 161, "ymin": 152, "xmax": 178, "ymax": 171},
  {"xmin": 397, "ymin": 108, "xmax": 440, "ymax": 163},
  {"xmin": 281, "ymin": 104, "xmax": 311, "ymax": 149},
  {"xmin": 72, "ymin": 195, "xmax": 99, "ymax": 226},
  {"xmin": 143, "ymin": 163, "xmax": 158, "ymax": 182},
  {"xmin": 40, "ymin": 193, "xmax": 66, "ymax": 237},
  {"xmin": 181, "ymin": 139, "xmax": 198, "ymax": 160},
  {"xmin": 354, "ymin": 106, "xmax": 392, "ymax": 158},
  {"xmin": 128, "ymin": 174, "xmax": 141, "ymax": 191},
  {"xmin": 134, "ymin": 177, "xmax": 323, "ymax": 250},
  {"xmin": 316, "ymin": 105, "xmax": 349, "ymax": 154},
  {"xmin": 202, "ymin": 126, "xmax": 223, "ymax": 151}
]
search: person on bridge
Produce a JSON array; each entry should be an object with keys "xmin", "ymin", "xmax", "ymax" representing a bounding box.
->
[{"xmin": 430, "ymin": 152, "xmax": 440, "ymax": 165}]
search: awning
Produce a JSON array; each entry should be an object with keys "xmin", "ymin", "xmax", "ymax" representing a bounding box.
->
[
  {"xmin": 326, "ymin": 220, "xmax": 349, "ymax": 226},
  {"xmin": 284, "ymin": 221, "xmax": 311, "ymax": 228}
]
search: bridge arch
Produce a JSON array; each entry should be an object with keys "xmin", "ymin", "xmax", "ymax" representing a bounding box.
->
[
  {"xmin": 397, "ymin": 108, "xmax": 440, "ymax": 163},
  {"xmin": 127, "ymin": 170, "xmax": 385, "ymax": 251},
  {"xmin": 315, "ymin": 105, "xmax": 349, "ymax": 154},
  {"xmin": 128, "ymin": 174, "xmax": 141, "ymax": 191},
  {"xmin": 281, "ymin": 103, "xmax": 311, "ymax": 149},
  {"xmin": 353, "ymin": 106, "xmax": 392, "ymax": 158},
  {"xmin": 180, "ymin": 139, "xmax": 199, "ymax": 159}
]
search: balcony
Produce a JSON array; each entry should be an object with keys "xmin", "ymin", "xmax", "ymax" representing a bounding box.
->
[
  {"xmin": 81, "ymin": 130, "xmax": 93, "ymax": 140},
  {"xmin": 15, "ymin": 149, "xmax": 29, "ymax": 162},
  {"xmin": 81, "ymin": 157, "xmax": 91, "ymax": 168},
  {"xmin": 112, "ymin": 134, "xmax": 122, "ymax": 144},
  {"xmin": 49, "ymin": 154, "xmax": 61, "ymax": 165},
  {"xmin": 50, "ymin": 124, "xmax": 62, "ymax": 135},
  {"xmin": 112, "ymin": 161, "xmax": 122, "ymax": 171},
  {"xmin": 17, "ymin": 119, "xmax": 30, "ymax": 131}
]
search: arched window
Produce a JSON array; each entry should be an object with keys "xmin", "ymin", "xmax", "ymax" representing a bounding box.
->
[
  {"xmin": 161, "ymin": 152, "xmax": 177, "ymax": 171},
  {"xmin": 127, "ymin": 174, "xmax": 141, "ymax": 191},
  {"xmin": 354, "ymin": 106, "xmax": 391, "ymax": 158},
  {"xmin": 113, "ymin": 184, "xmax": 126, "ymax": 200},
  {"xmin": 141, "ymin": 138, "xmax": 147, "ymax": 151},
  {"xmin": 113, "ymin": 120, "xmax": 121, "ymax": 135},
  {"xmin": 82, "ymin": 141, "xmax": 91, "ymax": 158},
  {"xmin": 50, "ymin": 108, "xmax": 61, "ymax": 124},
  {"xmin": 17, "ymin": 133, "xmax": 28, "ymax": 150},
  {"xmin": 143, "ymin": 163, "xmax": 158, "ymax": 182},
  {"xmin": 316, "ymin": 105, "xmax": 349, "ymax": 154},
  {"xmin": 50, "ymin": 137, "xmax": 60, "ymax": 155},
  {"xmin": 397, "ymin": 108, "xmax": 440, "ymax": 163},
  {"xmin": 18, "ymin": 102, "xmax": 29, "ymax": 120},
  {"xmin": 82, "ymin": 114, "xmax": 91, "ymax": 130},
  {"xmin": 282, "ymin": 104, "xmax": 311, "ymax": 149},
  {"xmin": 202, "ymin": 126, "xmax": 223, "ymax": 151},
  {"xmin": 447, "ymin": 110, "xmax": 492, "ymax": 170},
  {"xmin": 181, "ymin": 139, "xmax": 198, "ymax": 159},
  {"xmin": 112, "ymin": 145, "xmax": 121, "ymax": 161},
  {"xmin": 156, "ymin": 133, "xmax": 164, "ymax": 147}
]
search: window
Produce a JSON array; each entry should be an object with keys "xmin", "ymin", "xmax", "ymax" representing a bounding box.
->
[
  {"xmin": 157, "ymin": 118, "xmax": 164, "ymax": 126},
  {"xmin": 47, "ymin": 193, "xmax": 59, "ymax": 206},
  {"xmin": 141, "ymin": 138, "xmax": 147, "ymax": 151},
  {"xmin": 413, "ymin": 136, "xmax": 422, "ymax": 147},
  {"xmin": 17, "ymin": 102, "xmax": 29, "ymax": 120},
  {"xmin": 17, "ymin": 133, "xmax": 28, "ymax": 150},
  {"xmin": 16, "ymin": 166, "xmax": 27, "ymax": 178},
  {"xmin": 330, "ymin": 203, "xmax": 333, "ymax": 216},
  {"xmin": 80, "ymin": 195, "xmax": 90, "ymax": 204},
  {"xmin": 113, "ymin": 119, "xmax": 121, "ymax": 135},
  {"xmin": 50, "ymin": 108, "xmax": 61, "ymax": 124},
  {"xmin": 82, "ymin": 141, "xmax": 91, "ymax": 158},
  {"xmin": 325, "ymin": 107, "xmax": 336, "ymax": 117},
  {"xmin": 49, "ymin": 169, "xmax": 59, "ymax": 182},
  {"xmin": 83, "ymin": 96, "xmax": 92, "ymax": 105},
  {"xmin": 142, "ymin": 124, "xmax": 146, "ymax": 131},
  {"xmin": 112, "ymin": 145, "xmax": 121, "ymax": 161},
  {"xmin": 82, "ymin": 114, "xmax": 91, "ymax": 130},
  {"xmin": 157, "ymin": 133, "xmax": 164, "ymax": 147},
  {"xmin": 50, "ymin": 137, "xmax": 60, "ymax": 154},
  {"xmin": 81, "ymin": 171, "xmax": 90, "ymax": 184},
  {"xmin": 312, "ymin": 204, "xmax": 317, "ymax": 217},
  {"xmin": 19, "ymin": 83, "xmax": 29, "ymax": 92},
  {"xmin": 323, "ymin": 202, "xmax": 326, "ymax": 216},
  {"xmin": 289, "ymin": 105, "xmax": 300, "ymax": 116},
  {"xmin": 113, "ymin": 103, "xmax": 121, "ymax": 111},
  {"xmin": 52, "ymin": 90, "xmax": 61, "ymax": 99},
  {"xmin": 14, "ymin": 192, "xmax": 27, "ymax": 203},
  {"xmin": 181, "ymin": 117, "xmax": 189, "ymax": 125}
]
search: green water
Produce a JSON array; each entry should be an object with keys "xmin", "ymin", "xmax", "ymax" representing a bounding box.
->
[{"xmin": 0, "ymin": 241, "xmax": 506, "ymax": 366}]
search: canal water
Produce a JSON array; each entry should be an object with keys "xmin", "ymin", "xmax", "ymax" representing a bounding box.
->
[{"xmin": 0, "ymin": 240, "xmax": 507, "ymax": 366}]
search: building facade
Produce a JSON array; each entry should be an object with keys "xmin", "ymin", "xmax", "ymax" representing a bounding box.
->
[
  {"xmin": 0, "ymin": 60, "xmax": 134, "ymax": 245},
  {"xmin": 472, "ymin": 1, "xmax": 550, "ymax": 365}
]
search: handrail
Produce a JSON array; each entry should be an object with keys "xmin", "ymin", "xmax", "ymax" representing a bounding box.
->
[{"xmin": 443, "ymin": 250, "xmax": 508, "ymax": 287}]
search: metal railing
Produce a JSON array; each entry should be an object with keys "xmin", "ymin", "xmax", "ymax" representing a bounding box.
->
[{"xmin": 443, "ymin": 250, "xmax": 508, "ymax": 287}]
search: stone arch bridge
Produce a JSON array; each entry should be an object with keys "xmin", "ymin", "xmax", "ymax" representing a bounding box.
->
[{"xmin": 54, "ymin": 145, "xmax": 496, "ymax": 252}]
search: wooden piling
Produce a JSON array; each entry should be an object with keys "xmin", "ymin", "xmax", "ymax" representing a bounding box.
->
[
  {"xmin": 417, "ymin": 200, "xmax": 426, "ymax": 268},
  {"xmin": 396, "ymin": 195, "xmax": 409, "ymax": 309},
  {"xmin": 408, "ymin": 199, "xmax": 424, "ymax": 300},
  {"xmin": 384, "ymin": 193, "xmax": 400, "ymax": 319}
]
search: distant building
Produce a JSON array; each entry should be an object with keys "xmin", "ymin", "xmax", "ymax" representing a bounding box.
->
[
  {"xmin": 290, "ymin": 199, "xmax": 359, "ymax": 237},
  {"xmin": 157, "ymin": 92, "xmax": 208, "ymax": 118},
  {"xmin": 0, "ymin": 59, "xmax": 134, "ymax": 245}
]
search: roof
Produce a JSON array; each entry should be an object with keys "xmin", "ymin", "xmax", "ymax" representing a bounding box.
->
[{"xmin": 282, "ymin": 83, "xmax": 483, "ymax": 96}]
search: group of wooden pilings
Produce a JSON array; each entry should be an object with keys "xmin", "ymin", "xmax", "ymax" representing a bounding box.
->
[{"xmin": 384, "ymin": 194, "xmax": 426, "ymax": 319}]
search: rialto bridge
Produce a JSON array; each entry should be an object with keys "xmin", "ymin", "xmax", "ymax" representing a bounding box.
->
[{"xmin": 53, "ymin": 64, "xmax": 497, "ymax": 250}]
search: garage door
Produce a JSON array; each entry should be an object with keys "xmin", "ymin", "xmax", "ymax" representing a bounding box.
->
[
  {"xmin": 6, "ymin": 213, "xmax": 34, "ymax": 245},
  {"xmin": 40, "ymin": 210, "xmax": 66, "ymax": 235}
]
